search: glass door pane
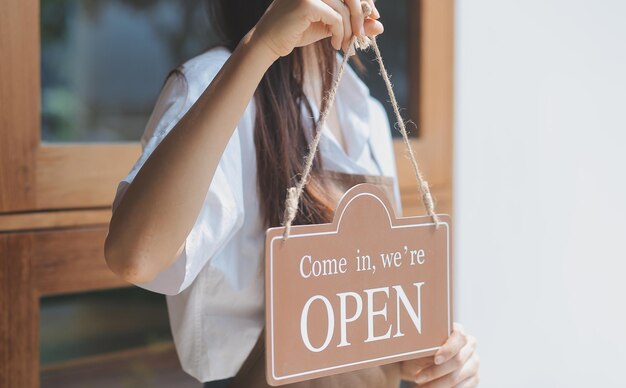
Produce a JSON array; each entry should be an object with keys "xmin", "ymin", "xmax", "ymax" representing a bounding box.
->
[
  {"xmin": 358, "ymin": 0, "xmax": 416, "ymax": 138},
  {"xmin": 41, "ymin": 0, "xmax": 218, "ymax": 142}
]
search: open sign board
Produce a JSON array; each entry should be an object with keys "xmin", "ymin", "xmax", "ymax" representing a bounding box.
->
[{"xmin": 264, "ymin": 183, "xmax": 453, "ymax": 386}]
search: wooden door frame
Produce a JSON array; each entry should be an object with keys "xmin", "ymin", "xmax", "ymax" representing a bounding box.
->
[
  {"xmin": 399, "ymin": 0, "xmax": 454, "ymax": 216},
  {"xmin": 0, "ymin": 229, "xmax": 127, "ymax": 387},
  {"xmin": 0, "ymin": 0, "xmax": 140, "ymax": 214},
  {"xmin": 0, "ymin": 0, "xmax": 453, "ymax": 386},
  {"xmin": 0, "ymin": 0, "xmax": 453, "ymax": 217}
]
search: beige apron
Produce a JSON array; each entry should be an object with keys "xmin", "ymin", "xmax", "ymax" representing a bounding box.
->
[{"xmin": 230, "ymin": 170, "xmax": 403, "ymax": 388}]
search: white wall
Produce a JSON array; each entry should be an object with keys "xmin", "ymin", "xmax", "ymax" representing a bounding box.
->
[{"xmin": 454, "ymin": 1, "xmax": 626, "ymax": 386}]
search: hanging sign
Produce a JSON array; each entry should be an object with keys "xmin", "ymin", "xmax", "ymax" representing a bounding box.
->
[{"xmin": 264, "ymin": 183, "xmax": 453, "ymax": 386}]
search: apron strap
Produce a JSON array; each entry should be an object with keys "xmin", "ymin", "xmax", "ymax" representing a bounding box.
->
[{"xmin": 231, "ymin": 329, "xmax": 266, "ymax": 386}]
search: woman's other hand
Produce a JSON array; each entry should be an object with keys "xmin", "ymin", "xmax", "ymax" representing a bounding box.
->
[
  {"xmin": 401, "ymin": 323, "xmax": 480, "ymax": 387},
  {"xmin": 249, "ymin": 0, "xmax": 384, "ymax": 60}
]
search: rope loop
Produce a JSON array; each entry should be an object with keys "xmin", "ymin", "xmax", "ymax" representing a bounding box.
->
[{"xmin": 281, "ymin": 1, "xmax": 440, "ymax": 240}]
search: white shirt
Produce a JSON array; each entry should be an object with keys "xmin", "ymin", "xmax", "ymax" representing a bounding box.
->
[{"xmin": 111, "ymin": 46, "xmax": 402, "ymax": 383}]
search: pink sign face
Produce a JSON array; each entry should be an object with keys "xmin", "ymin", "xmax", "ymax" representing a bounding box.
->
[{"xmin": 264, "ymin": 183, "xmax": 453, "ymax": 386}]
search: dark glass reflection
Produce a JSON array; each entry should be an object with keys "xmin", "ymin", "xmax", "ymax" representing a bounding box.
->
[
  {"xmin": 41, "ymin": 0, "xmax": 218, "ymax": 142},
  {"xmin": 40, "ymin": 287, "xmax": 171, "ymax": 366},
  {"xmin": 41, "ymin": 0, "xmax": 413, "ymax": 143},
  {"xmin": 358, "ymin": 0, "xmax": 414, "ymax": 138}
]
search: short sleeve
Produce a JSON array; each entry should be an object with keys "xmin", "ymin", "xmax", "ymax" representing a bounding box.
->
[
  {"xmin": 112, "ymin": 70, "xmax": 189, "ymax": 212},
  {"xmin": 111, "ymin": 53, "xmax": 245, "ymax": 296}
]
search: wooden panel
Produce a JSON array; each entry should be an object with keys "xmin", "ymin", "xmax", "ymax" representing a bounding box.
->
[
  {"xmin": 0, "ymin": 0, "xmax": 39, "ymax": 212},
  {"xmin": 0, "ymin": 0, "xmax": 141, "ymax": 214},
  {"xmin": 397, "ymin": 0, "xmax": 454, "ymax": 219},
  {"xmin": 35, "ymin": 144, "xmax": 140, "ymax": 211},
  {"xmin": 401, "ymin": 185, "xmax": 452, "ymax": 217},
  {"xmin": 32, "ymin": 227, "xmax": 128, "ymax": 296},
  {"xmin": 0, "ymin": 209, "xmax": 111, "ymax": 233},
  {"xmin": 0, "ymin": 233, "xmax": 39, "ymax": 387},
  {"xmin": 408, "ymin": 0, "xmax": 421, "ymax": 133},
  {"xmin": 41, "ymin": 342, "xmax": 201, "ymax": 388},
  {"xmin": 419, "ymin": 0, "xmax": 454, "ymax": 191},
  {"xmin": 394, "ymin": 140, "xmax": 449, "ymax": 189},
  {"xmin": 1, "ymin": 227, "xmax": 127, "ymax": 386}
]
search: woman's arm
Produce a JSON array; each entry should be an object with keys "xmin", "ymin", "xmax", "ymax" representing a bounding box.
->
[
  {"xmin": 104, "ymin": 34, "xmax": 276, "ymax": 283},
  {"xmin": 104, "ymin": 0, "xmax": 383, "ymax": 284}
]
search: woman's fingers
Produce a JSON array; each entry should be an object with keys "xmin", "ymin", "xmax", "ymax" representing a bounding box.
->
[
  {"xmin": 340, "ymin": 0, "xmax": 384, "ymax": 43},
  {"xmin": 343, "ymin": 0, "xmax": 365, "ymax": 36},
  {"xmin": 433, "ymin": 323, "xmax": 467, "ymax": 365},
  {"xmin": 414, "ymin": 335, "xmax": 477, "ymax": 385},
  {"xmin": 401, "ymin": 356, "xmax": 434, "ymax": 380},
  {"xmin": 252, "ymin": 0, "xmax": 383, "ymax": 57},
  {"xmin": 363, "ymin": 18, "xmax": 384, "ymax": 36},
  {"xmin": 307, "ymin": 0, "xmax": 345, "ymax": 50},
  {"xmin": 417, "ymin": 353, "xmax": 480, "ymax": 388},
  {"xmin": 363, "ymin": 0, "xmax": 381, "ymax": 19},
  {"xmin": 317, "ymin": 0, "xmax": 384, "ymax": 52},
  {"xmin": 323, "ymin": 0, "xmax": 354, "ymax": 53},
  {"xmin": 400, "ymin": 323, "xmax": 480, "ymax": 387},
  {"xmin": 456, "ymin": 373, "xmax": 481, "ymax": 388},
  {"xmin": 322, "ymin": 0, "xmax": 386, "ymax": 53}
]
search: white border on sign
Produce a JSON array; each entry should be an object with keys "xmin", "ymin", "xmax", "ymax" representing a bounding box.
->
[{"xmin": 268, "ymin": 192, "xmax": 452, "ymax": 381}]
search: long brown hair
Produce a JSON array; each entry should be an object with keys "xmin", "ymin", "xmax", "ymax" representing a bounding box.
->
[{"xmin": 208, "ymin": 0, "xmax": 343, "ymax": 227}]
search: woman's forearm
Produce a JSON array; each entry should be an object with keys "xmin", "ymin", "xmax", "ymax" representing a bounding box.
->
[{"xmin": 105, "ymin": 31, "xmax": 277, "ymax": 283}]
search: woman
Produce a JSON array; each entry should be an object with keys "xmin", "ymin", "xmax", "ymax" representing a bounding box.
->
[{"xmin": 104, "ymin": 0, "xmax": 480, "ymax": 386}]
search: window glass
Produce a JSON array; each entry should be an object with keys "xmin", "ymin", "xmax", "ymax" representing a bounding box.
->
[
  {"xmin": 41, "ymin": 0, "xmax": 218, "ymax": 142},
  {"xmin": 39, "ymin": 288, "xmax": 204, "ymax": 387},
  {"xmin": 359, "ymin": 0, "xmax": 415, "ymax": 137},
  {"xmin": 41, "ymin": 0, "xmax": 414, "ymax": 143},
  {"xmin": 40, "ymin": 287, "xmax": 171, "ymax": 365}
]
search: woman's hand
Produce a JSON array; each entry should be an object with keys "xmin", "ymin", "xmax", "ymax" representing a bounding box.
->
[
  {"xmin": 401, "ymin": 323, "xmax": 480, "ymax": 387},
  {"xmin": 249, "ymin": 0, "xmax": 384, "ymax": 60}
]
